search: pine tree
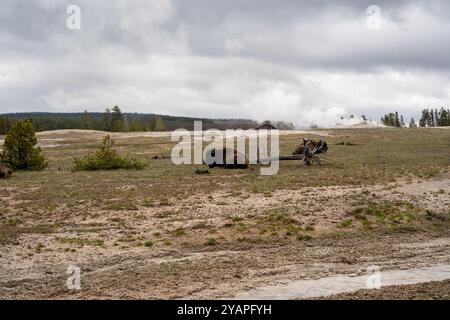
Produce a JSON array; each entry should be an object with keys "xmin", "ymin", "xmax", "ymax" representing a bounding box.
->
[
  {"xmin": 409, "ymin": 117, "xmax": 416, "ymax": 128},
  {"xmin": 102, "ymin": 108, "xmax": 112, "ymax": 131},
  {"xmin": 130, "ymin": 118, "xmax": 147, "ymax": 132},
  {"xmin": 419, "ymin": 109, "xmax": 430, "ymax": 127},
  {"xmin": 1, "ymin": 120, "xmax": 48, "ymax": 170},
  {"xmin": 81, "ymin": 110, "xmax": 92, "ymax": 130},
  {"xmin": 395, "ymin": 112, "xmax": 400, "ymax": 127},
  {"xmin": 444, "ymin": 108, "xmax": 450, "ymax": 126},
  {"xmin": 122, "ymin": 114, "xmax": 130, "ymax": 132},
  {"xmin": 381, "ymin": 114, "xmax": 391, "ymax": 126},
  {"xmin": 111, "ymin": 106, "xmax": 125, "ymax": 132},
  {"xmin": 150, "ymin": 116, "xmax": 165, "ymax": 131},
  {"xmin": 400, "ymin": 115, "xmax": 405, "ymax": 127},
  {"xmin": 381, "ymin": 113, "xmax": 396, "ymax": 127},
  {"xmin": 5, "ymin": 117, "xmax": 12, "ymax": 133},
  {"xmin": 436, "ymin": 108, "xmax": 443, "ymax": 126},
  {"xmin": 438, "ymin": 108, "xmax": 450, "ymax": 126},
  {"xmin": 0, "ymin": 116, "xmax": 13, "ymax": 134},
  {"xmin": 0, "ymin": 116, "xmax": 6, "ymax": 135},
  {"xmin": 129, "ymin": 119, "xmax": 139, "ymax": 132}
]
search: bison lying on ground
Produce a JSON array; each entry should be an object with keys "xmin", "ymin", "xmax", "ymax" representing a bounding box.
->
[
  {"xmin": 204, "ymin": 148, "xmax": 249, "ymax": 169},
  {"xmin": 0, "ymin": 163, "xmax": 12, "ymax": 179}
]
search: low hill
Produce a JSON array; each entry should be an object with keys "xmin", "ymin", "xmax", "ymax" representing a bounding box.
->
[{"xmin": 0, "ymin": 112, "xmax": 258, "ymax": 132}]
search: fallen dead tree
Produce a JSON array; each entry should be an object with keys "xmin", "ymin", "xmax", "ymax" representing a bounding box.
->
[
  {"xmin": 292, "ymin": 138, "xmax": 328, "ymax": 156},
  {"xmin": 293, "ymin": 138, "xmax": 328, "ymax": 166},
  {"xmin": 261, "ymin": 138, "xmax": 328, "ymax": 166}
]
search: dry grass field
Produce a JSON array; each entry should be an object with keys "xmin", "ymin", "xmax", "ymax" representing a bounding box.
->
[{"xmin": 0, "ymin": 127, "xmax": 449, "ymax": 299}]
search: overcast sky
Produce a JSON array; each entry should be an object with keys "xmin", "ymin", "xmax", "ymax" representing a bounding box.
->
[{"xmin": 1, "ymin": 0, "xmax": 450, "ymax": 126}]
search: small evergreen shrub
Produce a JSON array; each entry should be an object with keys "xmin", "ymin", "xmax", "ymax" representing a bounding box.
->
[
  {"xmin": 1, "ymin": 120, "xmax": 48, "ymax": 170},
  {"xmin": 73, "ymin": 135, "xmax": 145, "ymax": 171}
]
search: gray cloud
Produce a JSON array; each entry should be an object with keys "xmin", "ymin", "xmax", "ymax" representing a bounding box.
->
[{"xmin": 1, "ymin": 0, "xmax": 450, "ymax": 126}]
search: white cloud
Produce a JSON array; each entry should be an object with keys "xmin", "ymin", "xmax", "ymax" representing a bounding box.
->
[{"xmin": 1, "ymin": 0, "xmax": 450, "ymax": 127}]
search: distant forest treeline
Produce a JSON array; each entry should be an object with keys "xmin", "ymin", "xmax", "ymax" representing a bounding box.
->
[
  {"xmin": 4, "ymin": 106, "xmax": 448, "ymax": 135},
  {"xmin": 381, "ymin": 108, "xmax": 450, "ymax": 127},
  {"xmin": 0, "ymin": 107, "xmax": 258, "ymax": 134}
]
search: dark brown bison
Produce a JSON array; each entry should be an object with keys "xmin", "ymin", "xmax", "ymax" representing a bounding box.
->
[
  {"xmin": 204, "ymin": 147, "xmax": 248, "ymax": 169},
  {"xmin": 292, "ymin": 138, "xmax": 328, "ymax": 156},
  {"xmin": 0, "ymin": 163, "xmax": 12, "ymax": 179}
]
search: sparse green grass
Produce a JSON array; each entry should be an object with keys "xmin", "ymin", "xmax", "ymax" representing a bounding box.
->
[
  {"xmin": 232, "ymin": 209, "xmax": 307, "ymax": 239},
  {"xmin": 143, "ymin": 199, "xmax": 155, "ymax": 207},
  {"xmin": 285, "ymin": 223, "xmax": 302, "ymax": 236},
  {"xmin": 340, "ymin": 219, "xmax": 353, "ymax": 228},
  {"xmin": 8, "ymin": 128, "xmax": 449, "ymax": 206},
  {"xmin": 205, "ymin": 238, "xmax": 217, "ymax": 246},
  {"xmin": 239, "ymin": 128, "xmax": 450, "ymax": 194},
  {"xmin": 192, "ymin": 221, "xmax": 211, "ymax": 229},
  {"xmin": 1, "ymin": 128, "xmax": 449, "ymax": 249},
  {"xmin": 143, "ymin": 240, "xmax": 153, "ymax": 247},
  {"xmin": 296, "ymin": 234, "xmax": 312, "ymax": 241},
  {"xmin": 58, "ymin": 237, "xmax": 104, "ymax": 247},
  {"xmin": 348, "ymin": 200, "xmax": 423, "ymax": 230},
  {"xmin": 230, "ymin": 216, "xmax": 243, "ymax": 222},
  {"xmin": 6, "ymin": 218, "xmax": 22, "ymax": 226},
  {"xmin": 172, "ymin": 227, "xmax": 186, "ymax": 237},
  {"xmin": 0, "ymin": 224, "xmax": 54, "ymax": 245}
]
